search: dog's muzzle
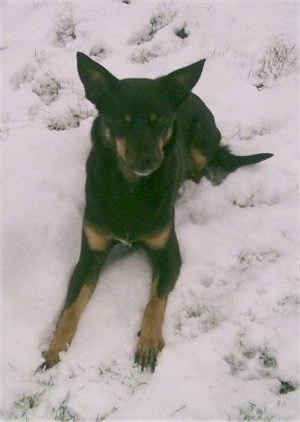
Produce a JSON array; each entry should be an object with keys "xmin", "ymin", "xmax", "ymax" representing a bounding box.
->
[{"xmin": 132, "ymin": 155, "xmax": 162, "ymax": 177}]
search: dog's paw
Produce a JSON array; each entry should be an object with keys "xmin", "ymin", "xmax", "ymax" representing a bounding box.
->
[
  {"xmin": 38, "ymin": 350, "xmax": 60, "ymax": 370},
  {"xmin": 134, "ymin": 331, "xmax": 165, "ymax": 372}
]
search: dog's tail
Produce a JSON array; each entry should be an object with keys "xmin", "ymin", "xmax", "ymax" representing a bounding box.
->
[
  {"xmin": 206, "ymin": 145, "xmax": 273, "ymax": 184},
  {"xmin": 213, "ymin": 145, "xmax": 273, "ymax": 172}
]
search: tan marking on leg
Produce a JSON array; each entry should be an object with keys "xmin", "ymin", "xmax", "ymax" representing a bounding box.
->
[
  {"xmin": 190, "ymin": 147, "xmax": 208, "ymax": 183},
  {"xmin": 140, "ymin": 225, "xmax": 171, "ymax": 250},
  {"xmin": 84, "ymin": 224, "xmax": 111, "ymax": 252},
  {"xmin": 135, "ymin": 277, "xmax": 167, "ymax": 371},
  {"xmin": 42, "ymin": 283, "xmax": 94, "ymax": 367},
  {"xmin": 191, "ymin": 147, "xmax": 208, "ymax": 171}
]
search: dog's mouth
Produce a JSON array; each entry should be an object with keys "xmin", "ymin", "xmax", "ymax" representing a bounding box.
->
[
  {"xmin": 115, "ymin": 137, "xmax": 164, "ymax": 178},
  {"xmin": 131, "ymin": 157, "xmax": 162, "ymax": 177},
  {"xmin": 133, "ymin": 166, "xmax": 159, "ymax": 177},
  {"xmin": 117, "ymin": 155, "xmax": 161, "ymax": 180}
]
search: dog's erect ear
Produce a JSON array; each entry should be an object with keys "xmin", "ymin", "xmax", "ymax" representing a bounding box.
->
[
  {"xmin": 77, "ymin": 52, "xmax": 118, "ymax": 105},
  {"xmin": 159, "ymin": 59, "xmax": 206, "ymax": 107}
]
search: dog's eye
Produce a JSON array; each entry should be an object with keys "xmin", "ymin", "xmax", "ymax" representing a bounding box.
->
[
  {"xmin": 124, "ymin": 114, "xmax": 132, "ymax": 123},
  {"xmin": 149, "ymin": 113, "xmax": 158, "ymax": 123}
]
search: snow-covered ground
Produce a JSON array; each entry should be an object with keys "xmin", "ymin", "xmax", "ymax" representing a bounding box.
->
[{"xmin": 1, "ymin": 1, "xmax": 299, "ymax": 420}]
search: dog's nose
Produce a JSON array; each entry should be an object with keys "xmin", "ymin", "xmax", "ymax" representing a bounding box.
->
[{"xmin": 134, "ymin": 155, "xmax": 161, "ymax": 176}]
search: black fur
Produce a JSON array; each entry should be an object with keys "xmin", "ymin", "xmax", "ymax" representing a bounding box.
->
[{"xmin": 41, "ymin": 53, "xmax": 273, "ymax": 372}]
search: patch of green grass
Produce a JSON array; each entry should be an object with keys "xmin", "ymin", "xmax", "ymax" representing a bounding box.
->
[
  {"xmin": 54, "ymin": 3, "xmax": 76, "ymax": 46},
  {"xmin": 14, "ymin": 392, "xmax": 43, "ymax": 418},
  {"xmin": 254, "ymin": 38, "xmax": 297, "ymax": 88},
  {"xmin": 129, "ymin": 5, "xmax": 176, "ymax": 45},
  {"xmin": 279, "ymin": 380, "xmax": 296, "ymax": 395},
  {"xmin": 53, "ymin": 392, "xmax": 78, "ymax": 421},
  {"xmin": 174, "ymin": 24, "xmax": 189, "ymax": 39},
  {"xmin": 131, "ymin": 46, "xmax": 162, "ymax": 64},
  {"xmin": 238, "ymin": 402, "xmax": 272, "ymax": 421}
]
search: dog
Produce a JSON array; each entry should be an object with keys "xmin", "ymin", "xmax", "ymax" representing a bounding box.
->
[{"xmin": 41, "ymin": 52, "xmax": 272, "ymax": 372}]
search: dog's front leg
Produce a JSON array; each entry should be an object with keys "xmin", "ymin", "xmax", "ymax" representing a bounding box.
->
[
  {"xmin": 136, "ymin": 226, "xmax": 181, "ymax": 372},
  {"xmin": 41, "ymin": 226, "xmax": 114, "ymax": 369}
]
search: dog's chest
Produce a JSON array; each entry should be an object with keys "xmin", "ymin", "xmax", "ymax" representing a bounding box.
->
[{"xmin": 86, "ymin": 175, "xmax": 172, "ymax": 240}]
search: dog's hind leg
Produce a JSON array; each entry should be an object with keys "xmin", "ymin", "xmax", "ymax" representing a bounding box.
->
[
  {"xmin": 41, "ymin": 226, "xmax": 114, "ymax": 369},
  {"xmin": 187, "ymin": 109, "xmax": 222, "ymax": 183},
  {"xmin": 189, "ymin": 147, "xmax": 208, "ymax": 183},
  {"xmin": 136, "ymin": 225, "xmax": 181, "ymax": 371},
  {"xmin": 204, "ymin": 145, "xmax": 273, "ymax": 185}
]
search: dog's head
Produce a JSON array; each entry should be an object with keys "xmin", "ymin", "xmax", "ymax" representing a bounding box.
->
[{"xmin": 77, "ymin": 52, "xmax": 205, "ymax": 178}]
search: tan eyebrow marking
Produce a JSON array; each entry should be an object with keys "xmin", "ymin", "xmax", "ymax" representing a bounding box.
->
[
  {"xmin": 150, "ymin": 113, "xmax": 158, "ymax": 122},
  {"xmin": 104, "ymin": 127, "xmax": 112, "ymax": 141},
  {"xmin": 115, "ymin": 137, "xmax": 127, "ymax": 162},
  {"xmin": 124, "ymin": 114, "xmax": 132, "ymax": 123}
]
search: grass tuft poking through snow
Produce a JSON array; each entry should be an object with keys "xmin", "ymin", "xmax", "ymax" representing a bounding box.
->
[
  {"xmin": 54, "ymin": 3, "xmax": 76, "ymax": 47},
  {"xmin": 252, "ymin": 38, "xmax": 297, "ymax": 89},
  {"xmin": 174, "ymin": 23, "xmax": 189, "ymax": 40},
  {"xmin": 129, "ymin": 4, "xmax": 176, "ymax": 45}
]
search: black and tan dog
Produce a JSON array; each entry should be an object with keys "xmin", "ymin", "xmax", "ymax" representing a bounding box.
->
[{"xmin": 41, "ymin": 53, "xmax": 272, "ymax": 372}]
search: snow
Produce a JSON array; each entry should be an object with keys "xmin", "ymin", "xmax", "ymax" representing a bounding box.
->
[{"xmin": 1, "ymin": 1, "xmax": 299, "ymax": 420}]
